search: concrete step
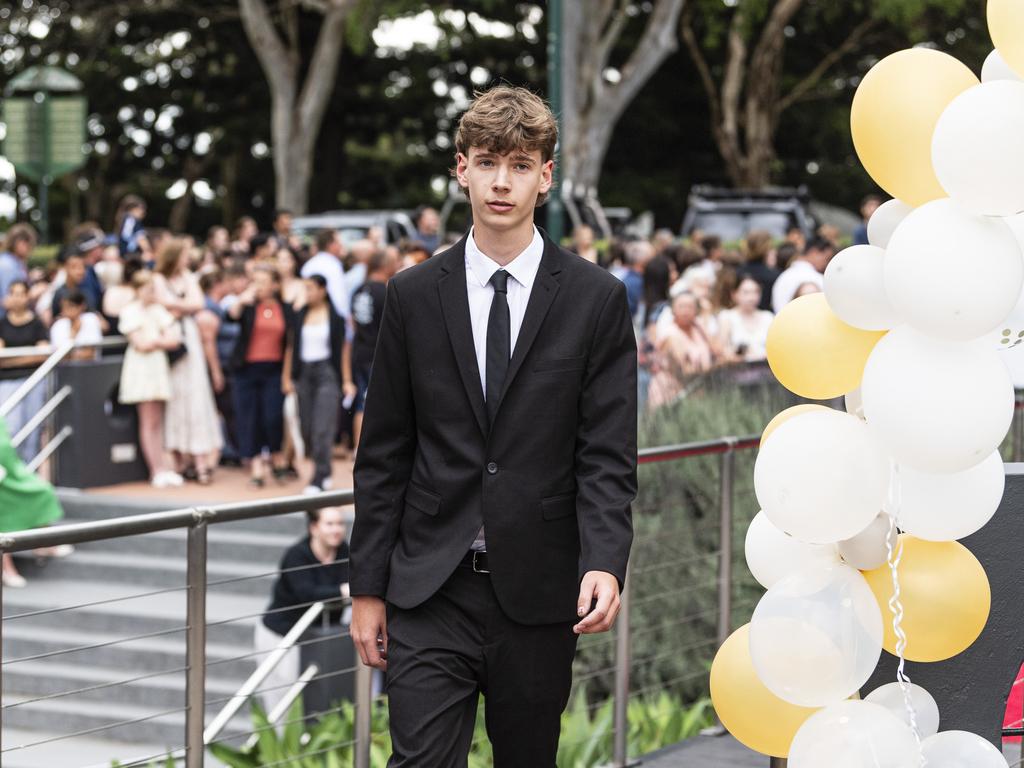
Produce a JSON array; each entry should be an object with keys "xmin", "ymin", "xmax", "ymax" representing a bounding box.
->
[
  {"xmin": 2, "ymin": 694, "xmax": 250, "ymax": 752},
  {"xmin": 1, "ymin": 728, "xmax": 183, "ymax": 768},
  {"xmin": 56, "ymin": 490, "xmax": 317, "ymax": 536},
  {"xmin": 3, "ymin": 659, "xmax": 240, "ymax": 710},
  {"xmin": 2, "ymin": 579, "xmax": 266, "ymax": 647},
  {"xmin": 68, "ymin": 523, "xmax": 297, "ymax": 564},
  {"xmin": 2, "ymin": 624, "xmax": 259, "ymax": 681},
  {"xmin": 13, "ymin": 550, "xmax": 277, "ymax": 596}
]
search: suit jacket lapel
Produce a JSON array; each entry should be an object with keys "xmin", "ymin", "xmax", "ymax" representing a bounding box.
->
[
  {"xmin": 496, "ymin": 237, "xmax": 562, "ymax": 410},
  {"xmin": 437, "ymin": 238, "xmax": 489, "ymax": 437}
]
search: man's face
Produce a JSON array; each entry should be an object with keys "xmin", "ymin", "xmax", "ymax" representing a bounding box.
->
[
  {"xmin": 456, "ymin": 147, "xmax": 553, "ymax": 235},
  {"xmin": 807, "ymin": 246, "xmax": 835, "ymax": 273},
  {"xmin": 66, "ymin": 256, "xmax": 86, "ymax": 286},
  {"xmin": 418, "ymin": 208, "xmax": 440, "ymax": 235},
  {"xmin": 327, "ymin": 234, "xmax": 344, "ymax": 258},
  {"xmin": 275, "ymin": 213, "xmax": 292, "ymax": 235}
]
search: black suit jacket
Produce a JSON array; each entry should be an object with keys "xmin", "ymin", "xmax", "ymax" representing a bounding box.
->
[{"xmin": 350, "ymin": 231, "xmax": 637, "ymax": 625}]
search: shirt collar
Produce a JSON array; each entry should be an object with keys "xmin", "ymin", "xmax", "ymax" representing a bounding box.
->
[{"xmin": 465, "ymin": 226, "xmax": 544, "ymax": 291}]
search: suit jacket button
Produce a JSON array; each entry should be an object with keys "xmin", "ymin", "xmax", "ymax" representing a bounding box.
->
[{"xmin": 486, "ymin": 462, "xmax": 498, "ymax": 475}]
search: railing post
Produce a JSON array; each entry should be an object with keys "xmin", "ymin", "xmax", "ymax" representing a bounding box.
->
[
  {"xmin": 770, "ymin": 758, "xmax": 787, "ymax": 767},
  {"xmin": 185, "ymin": 515, "xmax": 208, "ymax": 768},
  {"xmin": 354, "ymin": 655, "xmax": 373, "ymax": 768},
  {"xmin": 717, "ymin": 442, "xmax": 736, "ymax": 648},
  {"xmin": 1014, "ymin": 392, "xmax": 1024, "ymax": 463},
  {"xmin": 1, "ymin": 558, "xmax": 5, "ymax": 761},
  {"xmin": 612, "ymin": 567, "xmax": 632, "ymax": 768}
]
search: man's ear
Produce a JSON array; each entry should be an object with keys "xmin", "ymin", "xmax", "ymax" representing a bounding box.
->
[
  {"xmin": 455, "ymin": 152, "xmax": 470, "ymax": 191},
  {"xmin": 539, "ymin": 159, "xmax": 554, "ymax": 194}
]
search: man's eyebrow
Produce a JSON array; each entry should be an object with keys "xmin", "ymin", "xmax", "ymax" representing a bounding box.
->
[{"xmin": 511, "ymin": 153, "xmax": 535, "ymax": 163}]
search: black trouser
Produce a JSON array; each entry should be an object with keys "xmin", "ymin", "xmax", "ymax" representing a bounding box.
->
[
  {"xmin": 296, "ymin": 360, "xmax": 340, "ymax": 486},
  {"xmin": 385, "ymin": 563, "xmax": 579, "ymax": 767}
]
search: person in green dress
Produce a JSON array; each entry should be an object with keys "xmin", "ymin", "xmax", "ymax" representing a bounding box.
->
[{"xmin": 0, "ymin": 416, "xmax": 68, "ymax": 587}]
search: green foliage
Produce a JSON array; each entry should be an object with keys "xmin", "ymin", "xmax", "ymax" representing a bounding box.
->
[{"xmin": 201, "ymin": 692, "xmax": 713, "ymax": 767}]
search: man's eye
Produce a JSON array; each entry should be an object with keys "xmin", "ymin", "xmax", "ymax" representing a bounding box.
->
[
  {"xmin": 515, "ymin": 164, "xmax": 529, "ymax": 171},
  {"xmin": 479, "ymin": 159, "xmax": 493, "ymax": 167}
]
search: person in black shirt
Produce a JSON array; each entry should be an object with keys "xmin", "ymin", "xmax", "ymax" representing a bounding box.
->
[
  {"xmin": 255, "ymin": 506, "xmax": 351, "ymax": 708},
  {"xmin": 344, "ymin": 248, "xmax": 397, "ymax": 449},
  {"xmin": 0, "ymin": 281, "xmax": 50, "ymax": 463}
]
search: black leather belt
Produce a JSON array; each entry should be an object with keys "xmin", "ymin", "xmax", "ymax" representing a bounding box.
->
[{"xmin": 459, "ymin": 550, "xmax": 491, "ymax": 574}]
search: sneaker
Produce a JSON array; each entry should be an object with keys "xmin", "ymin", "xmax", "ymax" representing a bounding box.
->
[
  {"xmin": 165, "ymin": 471, "xmax": 184, "ymax": 487},
  {"xmin": 321, "ymin": 477, "xmax": 333, "ymax": 490},
  {"xmin": 2, "ymin": 572, "xmax": 27, "ymax": 589},
  {"xmin": 303, "ymin": 484, "xmax": 323, "ymax": 496},
  {"xmin": 51, "ymin": 544, "xmax": 75, "ymax": 558},
  {"xmin": 152, "ymin": 471, "xmax": 184, "ymax": 488}
]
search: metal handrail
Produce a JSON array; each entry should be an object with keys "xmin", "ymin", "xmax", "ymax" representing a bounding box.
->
[
  {"xmin": 242, "ymin": 664, "xmax": 321, "ymax": 750},
  {"xmin": 204, "ymin": 601, "xmax": 330, "ymax": 744},
  {"xmin": 0, "ymin": 340, "xmax": 72, "ymax": 421},
  {"xmin": 25, "ymin": 425, "xmax": 71, "ymax": 473},
  {"xmin": 0, "ymin": 335, "xmax": 126, "ymax": 361},
  {"xmin": 11, "ymin": 385, "xmax": 71, "ymax": 449}
]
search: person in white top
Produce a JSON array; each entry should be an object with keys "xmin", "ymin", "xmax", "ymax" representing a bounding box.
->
[
  {"xmin": 49, "ymin": 291, "xmax": 103, "ymax": 360},
  {"xmin": 300, "ymin": 229, "xmax": 350, "ymax": 319},
  {"xmin": 718, "ymin": 275, "xmax": 774, "ymax": 362},
  {"xmin": 771, "ymin": 236, "xmax": 835, "ymax": 313}
]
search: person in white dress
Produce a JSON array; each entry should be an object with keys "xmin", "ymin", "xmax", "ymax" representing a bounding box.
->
[
  {"xmin": 152, "ymin": 239, "xmax": 223, "ymax": 484},
  {"xmin": 118, "ymin": 270, "xmax": 183, "ymax": 488},
  {"xmin": 717, "ymin": 275, "xmax": 774, "ymax": 362}
]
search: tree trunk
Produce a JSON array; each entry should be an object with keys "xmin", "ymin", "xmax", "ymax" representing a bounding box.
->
[
  {"xmin": 220, "ymin": 147, "xmax": 241, "ymax": 228},
  {"xmin": 238, "ymin": 0, "xmax": 353, "ymax": 215},
  {"xmin": 560, "ymin": 0, "xmax": 686, "ymax": 196}
]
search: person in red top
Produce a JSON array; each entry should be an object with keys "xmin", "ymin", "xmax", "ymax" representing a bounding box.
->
[{"xmin": 228, "ymin": 266, "xmax": 295, "ymax": 487}]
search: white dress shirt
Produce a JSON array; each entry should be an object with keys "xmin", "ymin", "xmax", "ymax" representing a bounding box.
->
[
  {"xmin": 301, "ymin": 251, "xmax": 350, "ymax": 318},
  {"xmin": 466, "ymin": 226, "xmax": 544, "ymax": 552},
  {"xmin": 465, "ymin": 226, "xmax": 544, "ymax": 397}
]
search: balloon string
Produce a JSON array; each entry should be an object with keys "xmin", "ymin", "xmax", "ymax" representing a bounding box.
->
[{"xmin": 885, "ymin": 461, "xmax": 926, "ymax": 766}]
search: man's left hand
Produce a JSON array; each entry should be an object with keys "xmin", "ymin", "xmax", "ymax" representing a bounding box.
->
[{"xmin": 573, "ymin": 571, "xmax": 621, "ymax": 635}]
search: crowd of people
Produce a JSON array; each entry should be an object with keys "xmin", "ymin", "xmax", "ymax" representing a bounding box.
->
[
  {"xmin": 0, "ymin": 198, "xmax": 449, "ymax": 501},
  {"xmin": 0, "ymin": 193, "xmax": 852, "ymax": 504}
]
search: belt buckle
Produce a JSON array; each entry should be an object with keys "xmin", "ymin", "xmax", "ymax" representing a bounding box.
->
[{"xmin": 472, "ymin": 551, "xmax": 490, "ymax": 574}]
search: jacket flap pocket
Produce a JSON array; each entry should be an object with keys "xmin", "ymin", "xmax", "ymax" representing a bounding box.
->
[
  {"xmin": 533, "ymin": 355, "xmax": 586, "ymax": 373},
  {"xmin": 541, "ymin": 492, "xmax": 576, "ymax": 520},
  {"xmin": 404, "ymin": 482, "xmax": 441, "ymax": 516}
]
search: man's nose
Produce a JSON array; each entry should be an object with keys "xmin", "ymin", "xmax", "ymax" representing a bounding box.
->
[{"xmin": 492, "ymin": 165, "xmax": 511, "ymax": 190}]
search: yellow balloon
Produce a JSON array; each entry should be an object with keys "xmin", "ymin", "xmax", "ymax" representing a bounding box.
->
[
  {"xmin": 760, "ymin": 404, "xmax": 831, "ymax": 446},
  {"xmin": 711, "ymin": 624, "xmax": 819, "ymax": 757},
  {"xmin": 990, "ymin": 0, "xmax": 1024, "ymax": 82},
  {"xmin": 862, "ymin": 536, "xmax": 990, "ymax": 663},
  {"xmin": 766, "ymin": 294, "xmax": 885, "ymax": 400},
  {"xmin": 851, "ymin": 48, "xmax": 978, "ymax": 206}
]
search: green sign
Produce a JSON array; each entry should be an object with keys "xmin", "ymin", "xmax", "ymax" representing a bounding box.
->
[{"xmin": 3, "ymin": 93, "xmax": 87, "ymax": 182}]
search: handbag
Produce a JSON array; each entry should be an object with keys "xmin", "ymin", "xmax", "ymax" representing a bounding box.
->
[{"xmin": 167, "ymin": 320, "xmax": 187, "ymax": 365}]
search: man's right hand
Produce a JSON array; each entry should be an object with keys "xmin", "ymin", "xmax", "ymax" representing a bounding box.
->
[{"xmin": 351, "ymin": 595, "xmax": 388, "ymax": 671}]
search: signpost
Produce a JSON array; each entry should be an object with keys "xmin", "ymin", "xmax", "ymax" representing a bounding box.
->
[{"xmin": 3, "ymin": 66, "xmax": 87, "ymax": 243}]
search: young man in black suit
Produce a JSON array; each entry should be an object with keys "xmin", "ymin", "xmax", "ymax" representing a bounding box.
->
[{"xmin": 350, "ymin": 85, "xmax": 638, "ymax": 766}]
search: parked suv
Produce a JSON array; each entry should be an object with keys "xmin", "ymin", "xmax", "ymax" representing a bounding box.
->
[
  {"xmin": 680, "ymin": 185, "xmax": 815, "ymax": 242},
  {"xmin": 290, "ymin": 210, "xmax": 418, "ymax": 248}
]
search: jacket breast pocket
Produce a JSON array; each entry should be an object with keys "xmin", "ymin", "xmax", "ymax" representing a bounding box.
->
[
  {"xmin": 541, "ymin": 491, "xmax": 577, "ymax": 521},
  {"xmin": 533, "ymin": 355, "xmax": 586, "ymax": 374},
  {"xmin": 404, "ymin": 482, "xmax": 441, "ymax": 516}
]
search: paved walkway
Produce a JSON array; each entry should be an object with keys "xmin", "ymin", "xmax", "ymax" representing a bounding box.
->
[{"xmin": 642, "ymin": 735, "xmax": 767, "ymax": 767}]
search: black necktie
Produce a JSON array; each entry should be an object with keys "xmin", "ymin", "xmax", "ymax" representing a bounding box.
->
[{"xmin": 486, "ymin": 269, "xmax": 510, "ymax": 427}]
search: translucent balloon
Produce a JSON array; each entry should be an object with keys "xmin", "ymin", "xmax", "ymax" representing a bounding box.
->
[
  {"xmin": 788, "ymin": 700, "xmax": 918, "ymax": 768},
  {"xmin": 861, "ymin": 326, "xmax": 1014, "ymax": 472},
  {"xmin": 755, "ymin": 409, "xmax": 889, "ymax": 544},
  {"xmin": 982, "ymin": 49, "xmax": 1022, "ymax": 82},
  {"xmin": 990, "ymin": 0, "xmax": 1024, "ymax": 87},
  {"xmin": 933, "ymin": 81, "xmax": 1024, "ymax": 216},
  {"xmin": 867, "ymin": 199, "xmax": 914, "ymax": 250},
  {"xmin": 897, "ymin": 451, "xmax": 1005, "ymax": 541},
  {"xmin": 710, "ymin": 624, "xmax": 819, "ymax": 757},
  {"xmin": 824, "ymin": 245, "xmax": 901, "ymax": 331},
  {"xmin": 884, "ymin": 199, "xmax": 1023, "ymax": 341},
  {"xmin": 750, "ymin": 563, "xmax": 883, "ymax": 707},
  {"xmin": 838, "ymin": 513, "xmax": 896, "ymax": 571},
  {"xmin": 845, "ymin": 387, "xmax": 864, "ymax": 419},
  {"xmin": 921, "ymin": 730, "xmax": 1009, "ymax": 767},
  {"xmin": 745, "ymin": 511, "xmax": 840, "ymax": 590},
  {"xmin": 865, "ymin": 682, "xmax": 941, "ymax": 739}
]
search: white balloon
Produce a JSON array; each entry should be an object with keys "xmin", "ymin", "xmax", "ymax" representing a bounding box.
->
[
  {"xmin": 861, "ymin": 326, "xmax": 1014, "ymax": 472},
  {"xmin": 921, "ymin": 730, "xmax": 1009, "ymax": 768},
  {"xmin": 897, "ymin": 451, "xmax": 1005, "ymax": 541},
  {"xmin": 933, "ymin": 81, "xmax": 1024, "ymax": 216},
  {"xmin": 865, "ymin": 682, "xmax": 941, "ymax": 739},
  {"xmin": 867, "ymin": 199, "xmax": 913, "ymax": 250},
  {"xmin": 824, "ymin": 245, "xmax": 901, "ymax": 331},
  {"xmin": 982, "ymin": 49, "xmax": 1023, "ymax": 83},
  {"xmin": 749, "ymin": 563, "xmax": 883, "ymax": 708},
  {"xmin": 991, "ymin": 212, "xmax": 1024, "ymax": 351},
  {"xmin": 744, "ymin": 511, "xmax": 840, "ymax": 590},
  {"xmin": 788, "ymin": 700, "xmax": 918, "ymax": 768},
  {"xmin": 884, "ymin": 199, "xmax": 1023, "ymax": 340},
  {"xmin": 838, "ymin": 513, "xmax": 896, "ymax": 571},
  {"xmin": 754, "ymin": 410, "xmax": 889, "ymax": 544}
]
